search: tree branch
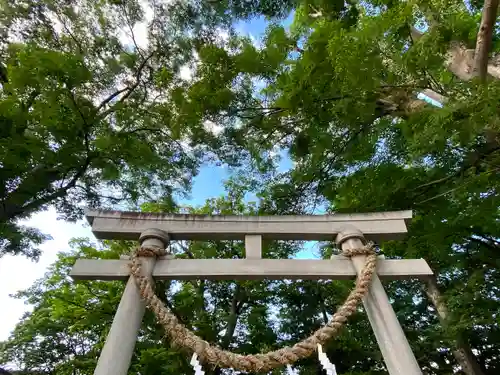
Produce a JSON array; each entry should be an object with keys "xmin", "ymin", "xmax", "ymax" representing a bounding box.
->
[
  {"xmin": 413, "ymin": 144, "xmax": 500, "ymax": 193},
  {"xmin": 73, "ymin": 184, "xmax": 124, "ymax": 204},
  {"xmin": 120, "ymin": 126, "xmax": 193, "ymax": 161},
  {"xmin": 469, "ymin": 236, "xmax": 500, "ymax": 250},
  {"xmin": 95, "ymin": 87, "xmax": 130, "ymax": 112},
  {"xmin": 14, "ymin": 157, "xmax": 92, "ymax": 218},
  {"xmin": 307, "ymin": 121, "xmax": 373, "ymax": 198},
  {"xmin": 416, "ymin": 166, "xmax": 500, "ymax": 204},
  {"xmin": 96, "ymin": 52, "xmax": 154, "ymax": 118},
  {"xmin": 416, "ymin": 184, "xmax": 466, "ymax": 204},
  {"xmin": 0, "ymin": 64, "xmax": 7, "ymax": 84},
  {"xmin": 57, "ymin": 15, "xmax": 85, "ymax": 55},
  {"xmin": 121, "ymin": 3, "xmax": 145, "ymax": 58},
  {"xmin": 472, "ymin": 0, "xmax": 499, "ymax": 81}
]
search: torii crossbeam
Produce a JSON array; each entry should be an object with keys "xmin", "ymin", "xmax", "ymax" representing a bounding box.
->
[{"xmin": 70, "ymin": 209, "xmax": 432, "ymax": 375}]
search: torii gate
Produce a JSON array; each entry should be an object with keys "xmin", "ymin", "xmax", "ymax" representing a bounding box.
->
[{"xmin": 70, "ymin": 209, "xmax": 433, "ymax": 375}]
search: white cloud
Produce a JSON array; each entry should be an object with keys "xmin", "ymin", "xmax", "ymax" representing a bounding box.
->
[
  {"xmin": 134, "ymin": 0, "xmax": 154, "ymax": 49},
  {"xmin": 179, "ymin": 136, "xmax": 193, "ymax": 151},
  {"xmin": 179, "ymin": 65, "xmax": 194, "ymax": 81},
  {"xmin": 268, "ymin": 144, "xmax": 281, "ymax": 158},
  {"xmin": 235, "ymin": 25, "xmax": 262, "ymax": 49},
  {"xmin": 118, "ymin": 0, "xmax": 154, "ymax": 51},
  {"xmin": 248, "ymin": 32, "xmax": 262, "ymax": 49},
  {"xmin": 203, "ymin": 119, "xmax": 223, "ymax": 135},
  {"xmin": 178, "ymin": 48, "xmax": 200, "ymax": 82},
  {"xmin": 216, "ymin": 27, "xmax": 230, "ymax": 46},
  {"xmin": 0, "ymin": 209, "xmax": 93, "ymax": 341}
]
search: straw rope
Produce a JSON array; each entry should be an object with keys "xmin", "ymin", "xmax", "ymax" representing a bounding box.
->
[{"xmin": 130, "ymin": 243, "xmax": 376, "ymax": 372}]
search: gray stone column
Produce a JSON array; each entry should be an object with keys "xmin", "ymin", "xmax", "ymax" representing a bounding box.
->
[
  {"xmin": 94, "ymin": 228, "xmax": 169, "ymax": 375},
  {"xmin": 336, "ymin": 225, "xmax": 422, "ymax": 375}
]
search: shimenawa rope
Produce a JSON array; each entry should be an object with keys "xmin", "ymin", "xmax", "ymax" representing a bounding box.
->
[{"xmin": 129, "ymin": 243, "xmax": 376, "ymax": 373}]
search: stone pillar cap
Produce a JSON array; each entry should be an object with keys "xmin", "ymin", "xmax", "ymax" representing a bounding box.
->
[
  {"xmin": 335, "ymin": 225, "xmax": 366, "ymax": 246},
  {"xmin": 139, "ymin": 228, "xmax": 170, "ymax": 246}
]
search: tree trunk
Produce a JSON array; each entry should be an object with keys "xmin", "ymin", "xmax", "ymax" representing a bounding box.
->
[
  {"xmin": 221, "ymin": 283, "xmax": 241, "ymax": 349},
  {"xmin": 423, "ymin": 277, "xmax": 486, "ymax": 375},
  {"xmin": 412, "ymin": 0, "xmax": 500, "ymax": 83},
  {"xmin": 207, "ymin": 283, "xmax": 244, "ymax": 375},
  {"xmin": 472, "ymin": 0, "xmax": 500, "ymax": 80}
]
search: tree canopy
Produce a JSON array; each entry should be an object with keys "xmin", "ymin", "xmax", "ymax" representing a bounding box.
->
[
  {"xmin": 0, "ymin": 0, "xmax": 254, "ymax": 258},
  {"xmin": 1, "ymin": 0, "xmax": 500, "ymax": 374}
]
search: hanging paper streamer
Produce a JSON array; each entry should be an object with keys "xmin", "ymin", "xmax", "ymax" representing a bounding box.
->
[
  {"xmin": 286, "ymin": 364, "xmax": 300, "ymax": 374},
  {"xmin": 317, "ymin": 344, "xmax": 338, "ymax": 375},
  {"xmin": 190, "ymin": 353, "xmax": 205, "ymax": 375}
]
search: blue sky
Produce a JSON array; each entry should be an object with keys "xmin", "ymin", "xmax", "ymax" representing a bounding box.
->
[{"xmin": 234, "ymin": 12, "xmax": 295, "ymax": 39}]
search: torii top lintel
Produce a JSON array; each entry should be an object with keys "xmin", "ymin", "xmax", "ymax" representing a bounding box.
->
[{"xmin": 84, "ymin": 209, "xmax": 413, "ymax": 242}]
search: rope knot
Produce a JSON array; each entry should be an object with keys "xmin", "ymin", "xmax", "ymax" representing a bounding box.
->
[
  {"xmin": 134, "ymin": 245, "xmax": 166, "ymax": 258},
  {"xmin": 340, "ymin": 242, "xmax": 375, "ymax": 258}
]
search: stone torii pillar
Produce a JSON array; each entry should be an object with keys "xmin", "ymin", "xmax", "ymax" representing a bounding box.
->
[
  {"xmin": 336, "ymin": 226, "xmax": 421, "ymax": 374},
  {"xmin": 93, "ymin": 229, "xmax": 169, "ymax": 375},
  {"xmin": 70, "ymin": 209, "xmax": 432, "ymax": 375}
]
